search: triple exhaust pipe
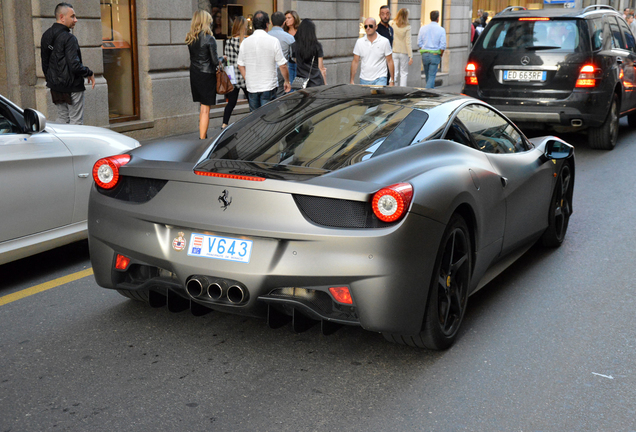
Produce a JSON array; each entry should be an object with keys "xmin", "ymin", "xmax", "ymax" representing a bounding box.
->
[{"xmin": 186, "ymin": 276, "xmax": 249, "ymax": 304}]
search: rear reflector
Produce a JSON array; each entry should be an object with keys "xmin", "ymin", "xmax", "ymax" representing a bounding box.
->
[
  {"xmin": 194, "ymin": 171, "xmax": 265, "ymax": 181},
  {"xmin": 115, "ymin": 254, "xmax": 131, "ymax": 270},
  {"xmin": 329, "ymin": 286, "xmax": 353, "ymax": 305}
]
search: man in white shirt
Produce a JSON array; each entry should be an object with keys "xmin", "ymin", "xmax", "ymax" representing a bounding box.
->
[
  {"xmin": 350, "ymin": 17, "xmax": 395, "ymax": 86},
  {"xmin": 237, "ymin": 11, "xmax": 291, "ymax": 111},
  {"xmin": 418, "ymin": 10, "xmax": 446, "ymax": 89}
]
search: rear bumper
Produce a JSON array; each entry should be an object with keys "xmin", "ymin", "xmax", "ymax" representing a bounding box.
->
[
  {"xmin": 88, "ymin": 186, "xmax": 446, "ymax": 335},
  {"xmin": 462, "ymin": 85, "xmax": 611, "ymax": 128}
]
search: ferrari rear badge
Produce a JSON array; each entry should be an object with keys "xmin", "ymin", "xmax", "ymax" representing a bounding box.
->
[
  {"xmin": 172, "ymin": 231, "xmax": 186, "ymax": 251},
  {"xmin": 218, "ymin": 189, "xmax": 232, "ymax": 211}
]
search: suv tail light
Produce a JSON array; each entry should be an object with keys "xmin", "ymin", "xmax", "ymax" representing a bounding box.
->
[
  {"xmin": 92, "ymin": 154, "xmax": 131, "ymax": 189},
  {"xmin": 575, "ymin": 64, "xmax": 600, "ymax": 88},
  {"xmin": 465, "ymin": 63, "xmax": 478, "ymax": 85},
  {"xmin": 371, "ymin": 183, "xmax": 413, "ymax": 223}
]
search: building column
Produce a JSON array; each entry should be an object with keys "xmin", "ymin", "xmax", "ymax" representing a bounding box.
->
[
  {"xmin": 442, "ymin": 0, "xmax": 471, "ymax": 86},
  {"xmin": 2, "ymin": 0, "xmax": 37, "ymax": 108}
]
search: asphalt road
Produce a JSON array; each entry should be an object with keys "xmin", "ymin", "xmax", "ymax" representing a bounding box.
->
[{"xmin": 2, "ymin": 122, "xmax": 636, "ymax": 431}]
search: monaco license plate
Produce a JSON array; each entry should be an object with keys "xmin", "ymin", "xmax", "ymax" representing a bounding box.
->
[
  {"xmin": 187, "ymin": 233, "xmax": 253, "ymax": 263},
  {"xmin": 503, "ymin": 70, "xmax": 546, "ymax": 82}
]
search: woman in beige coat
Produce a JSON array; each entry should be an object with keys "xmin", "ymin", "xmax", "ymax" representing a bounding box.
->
[{"xmin": 392, "ymin": 8, "xmax": 413, "ymax": 86}]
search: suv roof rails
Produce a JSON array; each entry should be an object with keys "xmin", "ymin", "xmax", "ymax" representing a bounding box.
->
[
  {"xmin": 582, "ymin": 5, "xmax": 616, "ymax": 13},
  {"xmin": 497, "ymin": 6, "xmax": 527, "ymax": 15}
]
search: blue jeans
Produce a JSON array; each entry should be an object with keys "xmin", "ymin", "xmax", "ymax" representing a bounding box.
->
[
  {"xmin": 288, "ymin": 62, "xmax": 297, "ymax": 82},
  {"xmin": 360, "ymin": 77, "xmax": 388, "ymax": 86},
  {"xmin": 422, "ymin": 52, "xmax": 441, "ymax": 89},
  {"xmin": 247, "ymin": 89, "xmax": 276, "ymax": 112}
]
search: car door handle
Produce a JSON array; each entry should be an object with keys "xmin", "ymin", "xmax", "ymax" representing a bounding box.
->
[{"xmin": 500, "ymin": 176, "xmax": 508, "ymax": 187}]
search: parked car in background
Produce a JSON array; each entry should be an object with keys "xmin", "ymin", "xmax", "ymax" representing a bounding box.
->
[
  {"xmin": 464, "ymin": 5, "xmax": 636, "ymax": 150},
  {"xmin": 88, "ymin": 85, "xmax": 574, "ymax": 350},
  {"xmin": 0, "ymin": 94, "xmax": 140, "ymax": 265}
]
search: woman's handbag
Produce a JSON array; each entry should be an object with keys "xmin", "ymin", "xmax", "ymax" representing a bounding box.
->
[
  {"xmin": 290, "ymin": 56, "xmax": 314, "ymax": 90},
  {"xmin": 216, "ymin": 65, "xmax": 234, "ymax": 95}
]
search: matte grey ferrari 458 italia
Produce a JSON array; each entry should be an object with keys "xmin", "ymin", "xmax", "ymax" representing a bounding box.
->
[{"xmin": 88, "ymin": 85, "xmax": 574, "ymax": 350}]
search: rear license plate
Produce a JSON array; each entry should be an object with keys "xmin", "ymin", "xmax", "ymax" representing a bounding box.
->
[
  {"xmin": 503, "ymin": 70, "xmax": 546, "ymax": 82},
  {"xmin": 187, "ymin": 233, "xmax": 253, "ymax": 263}
]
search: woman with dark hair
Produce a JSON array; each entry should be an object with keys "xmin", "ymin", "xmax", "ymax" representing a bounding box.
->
[
  {"xmin": 185, "ymin": 10, "xmax": 219, "ymax": 139},
  {"xmin": 290, "ymin": 19, "xmax": 327, "ymax": 88},
  {"xmin": 284, "ymin": 10, "xmax": 300, "ymax": 82},
  {"xmin": 222, "ymin": 16, "xmax": 249, "ymax": 128}
]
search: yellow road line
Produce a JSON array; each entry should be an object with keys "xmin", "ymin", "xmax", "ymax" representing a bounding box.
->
[{"xmin": 0, "ymin": 268, "xmax": 94, "ymax": 306}]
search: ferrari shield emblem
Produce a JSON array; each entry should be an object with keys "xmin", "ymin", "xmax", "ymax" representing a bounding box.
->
[{"xmin": 172, "ymin": 231, "xmax": 186, "ymax": 251}]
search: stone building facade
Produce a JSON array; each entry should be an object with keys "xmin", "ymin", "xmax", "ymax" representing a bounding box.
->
[{"xmin": 1, "ymin": 0, "xmax": 474, "ymax": 140}]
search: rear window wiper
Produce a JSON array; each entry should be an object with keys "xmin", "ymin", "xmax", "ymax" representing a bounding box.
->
[{"xmin": 525, "ymin": 45, "xmax": 562, "ymax": 50}]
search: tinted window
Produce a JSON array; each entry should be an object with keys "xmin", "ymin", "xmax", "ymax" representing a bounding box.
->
[
  {"xmin": 444, "ymin": 120, "xmax": 474, "ymax": 148},
  {"xmin": 207, "ymin": 98, "xmax": 427, "ymax": 170},
  {"xmin": 588, "ymin": 18, "xmax": 605, "ymax": 50},
  {"xmin": 456, "ymin": 104, "xmax": 527, "ymax": 154},
  {"xmin": 618, "ymin": 18, "xmax": 636, "ymax": 51},
  {"xmin": 480, "ymin": 19, "xmax": 580, "ymax": 52},
  {"xmin": 0, "ymin": 103, "xmax": 20, "ymax": 134},
  {"xmin": 608, "ymin": 17, "xmax": 625, "ymax": 49}
]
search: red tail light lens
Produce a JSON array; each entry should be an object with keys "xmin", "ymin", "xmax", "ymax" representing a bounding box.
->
[
  {"xmin": 575, "ymin": 64, "xmax": 599, "ymax": 88},
  {"xmin": 92, "ymin": 154, "xmax": 131, "ymax": 189},
  {"xmin": 329, "ymin": 286, "xmax": 353, "ymax": 305},
  {"xmin": 465, "ymin": 63, "xmax": 478, "ymax": 85},
  {"xmin": 371, "ymin": 183, "xmax": 413, "ymax": 223},
  {"xmin": 115, "ymin": 254, "xmax": 131, "ymax": 270}
]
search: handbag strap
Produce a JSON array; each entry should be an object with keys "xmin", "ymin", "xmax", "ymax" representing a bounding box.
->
[{"xmin": 307, "ymin": 56, "xmax": 315, "ymax": 77}]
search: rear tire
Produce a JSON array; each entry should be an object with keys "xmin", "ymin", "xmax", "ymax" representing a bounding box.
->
[
  {"xmin": 383, "ymin": 214, "xmax": 472, "ymax": 350},
  {"xmin": 588, "ymin": 94, "xmax": 618, "ymax": 150},
  {"xmin": 541, "ymin": 163, "xmax": 573, "ymax": 248},
  {"xmin": 117, "ymin": 289, "xmax": 149, "ymax": 303}
]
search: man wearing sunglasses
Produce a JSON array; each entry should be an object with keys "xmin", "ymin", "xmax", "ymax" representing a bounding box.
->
[{"xmin": 350, "ymin": 18, "xmax": 395, "ymax": 86}]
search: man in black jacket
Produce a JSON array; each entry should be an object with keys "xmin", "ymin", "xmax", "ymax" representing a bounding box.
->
[{"xmin": 41, "ymin": 3, "xmax": 95, "ymax": 125}]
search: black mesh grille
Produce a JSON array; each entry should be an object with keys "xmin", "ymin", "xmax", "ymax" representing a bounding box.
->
[
  {"xmin": 98, "ymin": 176, "xmax": 168, "ymax": 203},
  {"xmin": 293, "ymin": 195, "xmax": 391, "ymax": 229}
]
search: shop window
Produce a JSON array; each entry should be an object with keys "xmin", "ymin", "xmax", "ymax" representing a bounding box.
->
[{"xmin": 101, "ymin": 0, "xmax": 139, "ymax": 122}]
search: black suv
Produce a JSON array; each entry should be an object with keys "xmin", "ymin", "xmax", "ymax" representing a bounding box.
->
[{"xmin": 463, "ymin": 5, "xmax": 636, "ymax": 150}]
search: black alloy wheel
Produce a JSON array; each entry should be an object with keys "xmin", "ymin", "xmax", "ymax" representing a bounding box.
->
[
  {"xmin": 382, "ymin": 214, "xmax": 472, "ymax": 350},
  {"xmin": 541, "ymin": 163, "xmax": 572, "ymax": 248}
]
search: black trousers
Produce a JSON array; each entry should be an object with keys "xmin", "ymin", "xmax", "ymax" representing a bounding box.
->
[{"xmin": 223, "ymin": 86, "xmax": 249, "ymax": 125}]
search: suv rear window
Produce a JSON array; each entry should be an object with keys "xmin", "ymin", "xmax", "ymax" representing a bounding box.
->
[{"xmin": 480, "ymin": 19, "xmax": 582, "ymax": 52}]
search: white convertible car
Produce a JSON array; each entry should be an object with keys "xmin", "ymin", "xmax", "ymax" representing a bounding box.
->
[{"xmin": 0, "ymin": 94, "xmax": 140, "ymax": 265}]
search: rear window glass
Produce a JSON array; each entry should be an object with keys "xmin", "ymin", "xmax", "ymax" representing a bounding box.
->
[
  {"xmin": 206, "ymin": 98, "xmax": 428, "ymax": 170},
  {"xmin": 480, "ymin": 19, "xmax": 581, "ymax": 52}
]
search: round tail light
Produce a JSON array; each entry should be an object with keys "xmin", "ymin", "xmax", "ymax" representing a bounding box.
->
[
  {"xmin": 92, "ymin": 154, "xmax": 131, "ymax": 189},
  {"xmin": 371, "ymin": 183, "xmax": 413, "ymax": 223}
]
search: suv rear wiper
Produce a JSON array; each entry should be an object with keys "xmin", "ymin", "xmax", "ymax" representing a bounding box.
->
[{"xmin": 525, "ymin": 45, "xmax": 561, "ymax": 50}]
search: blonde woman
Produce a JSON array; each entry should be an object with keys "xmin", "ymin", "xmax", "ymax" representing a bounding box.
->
[
  {"xmin": 392, "ymin": 8, "xmax": 413, "ymax": 86},
  {"xmin": 222, "ymin": 16, "xmax": 249, "ymax": 128},
  {"xmin": 185, "ymin": 10, "xmax": 219, "ymax": 139}
]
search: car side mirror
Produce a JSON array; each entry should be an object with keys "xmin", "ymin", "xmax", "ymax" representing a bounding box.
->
[
  {"xmin": 544, "ymin": 140, "xmax": 573, "ymax": 160},
  {"xmin": 23, "ymin": 108, "xmax": 47, "ymax": 133}
]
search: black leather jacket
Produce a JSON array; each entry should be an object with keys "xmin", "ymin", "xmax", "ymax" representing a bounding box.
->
[
  {"xmin": 188, "ymin": 32, "xmax": 219, "ymax": 74},
  {"xmin": 41, "ymin": 23, "xmax": 93, "ymax": 93}
]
